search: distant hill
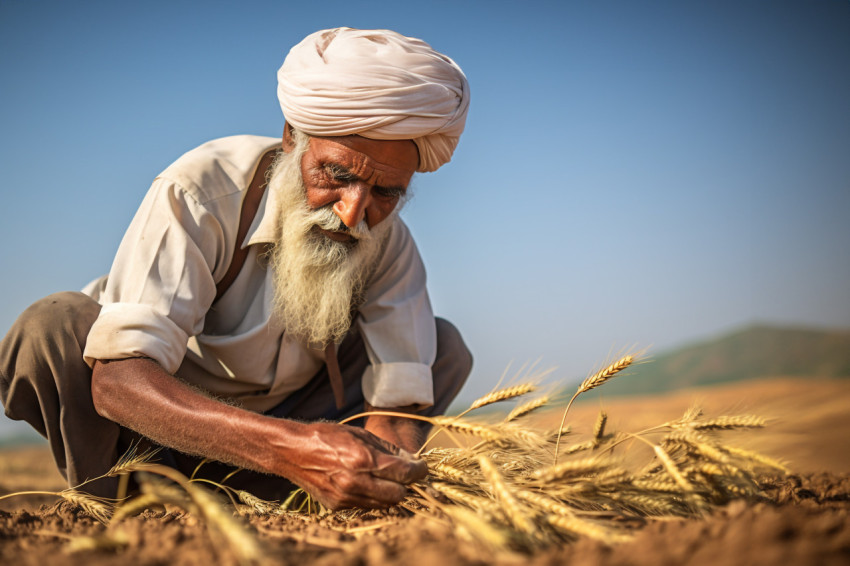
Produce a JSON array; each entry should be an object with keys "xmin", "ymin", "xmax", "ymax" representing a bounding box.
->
[{"xmin": 595, "ymin": 324, "xmax": 850, "ymax": 397}]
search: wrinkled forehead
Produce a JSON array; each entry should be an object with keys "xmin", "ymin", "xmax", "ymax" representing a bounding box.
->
[{"xmin": 308, "ymin": 135, "xmax": 419, "ymax": 183}]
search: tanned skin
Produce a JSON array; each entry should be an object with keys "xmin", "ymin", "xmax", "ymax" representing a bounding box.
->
[
  {"xmin": 92, "ymin": 358, "xmax": 426, "ymax": 509},
  {"xmin": 91, "ymin": 129, "xmax": 429, "ymax": 510}
]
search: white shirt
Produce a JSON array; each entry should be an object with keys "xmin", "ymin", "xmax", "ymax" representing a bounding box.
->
[{"xmin": 82, "ymin": 135, "xmax": 436, "ymax": 412}]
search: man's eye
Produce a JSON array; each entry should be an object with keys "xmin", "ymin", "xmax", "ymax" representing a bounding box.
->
[
  {"xmin": 323, "ymin": 165, "xmax": 356, "ymax": 183},
  {"xmin": 374, "ymin": 186, "xmax": 405, "ymax": 199}
]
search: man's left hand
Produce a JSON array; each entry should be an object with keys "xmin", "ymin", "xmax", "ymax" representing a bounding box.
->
[{"xmin": 363, "ymin": 404, "xmax": 426, "ymax": 454}]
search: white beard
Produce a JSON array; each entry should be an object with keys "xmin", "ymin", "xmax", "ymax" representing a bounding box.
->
[{"xmin": 268, "ymin": 133, "xmax": 394, "ymax": 347}]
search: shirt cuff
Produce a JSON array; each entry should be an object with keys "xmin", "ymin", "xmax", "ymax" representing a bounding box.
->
[
  {"xmin": 361, "ymin": 362, "xmax": 434, "ymax": 409},
  {"xmin": 83, "ymin": 302, "xmax": 189, "ymax": 374}
]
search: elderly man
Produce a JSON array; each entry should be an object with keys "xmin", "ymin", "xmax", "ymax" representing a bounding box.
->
[{"xmin": 0, "ymin": 28, "xmax": 472, "ymax": 510}]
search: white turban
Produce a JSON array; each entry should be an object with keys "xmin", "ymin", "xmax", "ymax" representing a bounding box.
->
[{"xmin": 277, "ymin": 28, "xmax": 470, "ymax": 173}]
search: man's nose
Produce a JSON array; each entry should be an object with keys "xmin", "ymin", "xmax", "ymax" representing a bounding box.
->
[{"xmin": 333, "ymin": 184, "xmax": 372, "ymax": 228}]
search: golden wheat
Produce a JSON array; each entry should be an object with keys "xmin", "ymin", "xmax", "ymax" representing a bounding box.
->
[
  {"xmin": 687, "ymin": 415, "xmax": 767, "ymax": 430},
  {"xmin": 554, "ymin": 354, "xmax": 636, "ymax": 463},
  {"xmin": 109, "ymin": 493, "xmax": 164, "ymax": 525},
  {"xmin": 533, "ymin": 457, "xmax": 607, "ymax": 483},
  {"xmin": 504, "ymin": 395, "xmax": 550, "ymax": 422},
  {"xmin": 19, "ymin": 350, "xmax": 787, "ymax": 558},
  {"xmin": 723, "ymin": 445, "xmax": 790, "ymax": 473},
  {"xmin": 478, "ymin": 456, "xmax": 536, "ymax": 536},
  {"xmin": 430, "ymin": 417, "xmax": 504, "ymax": 442},
  {"xmin": 59, "ymin": 490, "xmax": 114, "ymax": 524},
  {"xmin": 237, "ymin": 490, "xmax": 283, "ymax": 516},
  {"xmin": 546, "ymin": 514, "xmax": 631, "ymax": 544},
  {"xmin": 431, "ymin": 462, "xmax": 474, "ymax": 484},
  {"xmin": 467, "ymin": 383, "xmax": 537, "ymax": 412},
  {"xmin": 515, "ymin": 489, "xmax": 576, "ymax": 517},
  {"xmin": 651, "ymin": 445, "xmax": 694, "ymax": 492},
  {"xmin": 592, "ymin": 411, "xmax": 609, "ymax": 446},
  {"xmin": 577, "ymin": 355, "xmax": 635, "ymax": 395}
]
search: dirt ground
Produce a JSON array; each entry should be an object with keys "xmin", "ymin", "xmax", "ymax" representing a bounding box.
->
[{"xmin": 1, "ymin": 377, "xmax": 848, "ymax": 566}]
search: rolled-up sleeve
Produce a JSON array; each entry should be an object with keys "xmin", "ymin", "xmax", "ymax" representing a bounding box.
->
[
  {"xmin": 358, "ymin": 219, "xmax": 436, "ymax": 408},
  {"xmin": 83, "ymin": 178, "xmax": 226, "ymax": 373}
]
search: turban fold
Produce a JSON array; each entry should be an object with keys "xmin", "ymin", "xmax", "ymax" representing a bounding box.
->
[{"xmin": 277, "ymin": 28, "xmax": 470, "ymax": 172}]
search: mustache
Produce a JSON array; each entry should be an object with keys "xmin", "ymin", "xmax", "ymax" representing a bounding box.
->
[{"xmin": 307, "ymin": 205, "xmax": 372, "ymax": 240}]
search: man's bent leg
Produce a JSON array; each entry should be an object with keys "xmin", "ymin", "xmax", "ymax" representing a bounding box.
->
[
  {"xmin": 270, "ymin": 316, "xmax": 472, "ymax": 422},
  {"xmin": 423, "ymin": 317, "xmax": 473, "ymax": 417},
  {"xmin": 0, "ymin": 292, "xmax": 131, "ymax": 496}
]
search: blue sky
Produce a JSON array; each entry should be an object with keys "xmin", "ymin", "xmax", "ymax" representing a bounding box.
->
[{"xmin": 1, "ymin": 1, "xmax": 849, "ymax": 437}]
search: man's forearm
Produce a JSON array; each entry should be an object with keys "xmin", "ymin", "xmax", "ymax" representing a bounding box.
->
[
  {"xmin": 91, "ymin": 357, "xmax": 305, "ymax": 475},
  {"xmin": 90, "ymin": 357, "xmax": 428, "ymax": 509}
]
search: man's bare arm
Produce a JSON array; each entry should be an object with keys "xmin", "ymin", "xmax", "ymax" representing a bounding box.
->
[{"xmin": 91, "ymin": 357, "xmax": 426, "ymax": 509}]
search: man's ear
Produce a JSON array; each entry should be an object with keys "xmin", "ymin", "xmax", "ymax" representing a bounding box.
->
[{"xmin": 281, "ymin": 121, "xmax": 295, "ymax": 152}]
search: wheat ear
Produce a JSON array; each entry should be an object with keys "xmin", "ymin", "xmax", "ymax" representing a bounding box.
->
[
  {"xmin": 592, "ymin": 410, "xmax": 609, "ymax": 446},
  {"xmin": 504, "ymin": 395, "xmax": 550, "ymax": 422},
  {"xmin": 58, "ymin": 490, "xmax": 114, "ymax": 524},
  {"xmin": 651, "ymin": 445, "xmax": 694, "ymax": 492},
  {"xmin": 554, "ymin": 354, "xmax": 634, "ymax": 464},
  {"xmin": 546, "ymin": 514, "xmax": 631, "ymax": 544},
  {"xmin": 685, "ymin": 415, "xmax": 767, "ymax": 430},
  {"xmin": 431, "ymin": 417, "xmax": 504, "ymax": 442},
  {"xmin": 723, "ymin": 445, "xmax": 789, "ymax": 473},
  {"xmin": 463, "ymin": 383, "xmax": 537, "ymax": 415},
  {"xmin": 478, "ymin": 456, "xmax": 536, "ymax": 535},
  {"xmin": 532, "ymin": 456, "xmax": 606, "ymax": 483}
]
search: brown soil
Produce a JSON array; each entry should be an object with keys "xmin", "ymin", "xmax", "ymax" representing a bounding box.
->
[{"xmin": 1, "ymin": 377, "xmax": 848, "ymax": 566}]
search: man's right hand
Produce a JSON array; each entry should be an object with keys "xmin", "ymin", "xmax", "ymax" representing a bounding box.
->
[
  {"xmin": 92, "ymin": 358, "xmax": 426, "ymax": 511},
  {"xmin": 272, "ymin": 422, "xmax": 428, "ymax": 510}
]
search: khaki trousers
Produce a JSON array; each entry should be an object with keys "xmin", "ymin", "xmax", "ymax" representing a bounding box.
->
[{"xmin": 0, "ymin": 291, "xmax": 472, "ymax": 498}]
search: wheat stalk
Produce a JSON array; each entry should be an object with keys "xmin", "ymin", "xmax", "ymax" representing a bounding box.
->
[
  {"xmin": 109, "ymin": 493, "xmax": 166, "ymax": 525},
  {"xmin": 478, "ymin": 456, "xmax": 536, "ymax": 536},
  {"xmin": 555, "ymin": 354, "xmax": 635, "ymax": 463},
  {"xmin": 441, "ymin": 505, "xmax": 512, "ymax": 551},
  {"xmin": 184, "ymin": 480, "xmax": 267, "ymax": 563},
  {"xmin": 651, "ymin": 445, "xmax": 694, "ymax": 492}
]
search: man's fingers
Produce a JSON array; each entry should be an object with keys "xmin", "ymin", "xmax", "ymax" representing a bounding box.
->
[
  {"xmin": 324, "ymin": 471, "xmax": 411, "ymax": 508},
  {"xmin": 359, "ymin": 476, "xmax": 410, "ymax": 505},
  {"xmin": 350, "ymin": 426, "xmax": 400, "ymax": 455},
  {"xmin": 370, "ymin": 451, "xmax": 428, "ymax": 484}
]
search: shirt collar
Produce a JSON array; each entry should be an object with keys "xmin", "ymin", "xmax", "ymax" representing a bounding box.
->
[{"xmin": 244, "ymin": 184, "xmax": 280, "ymax": 247}]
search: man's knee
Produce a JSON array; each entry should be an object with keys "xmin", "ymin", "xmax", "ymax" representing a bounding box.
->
[
  {"xmin": 13, "ymin": 292, "xmax": 101, "ymax": 340},
  {"xmin": 435, "ymin": 317, "xmax": 473, "ymax": 378},
  {"xmin": 1, "ymin": 291, "xmax": 100, "ymax": 396}
]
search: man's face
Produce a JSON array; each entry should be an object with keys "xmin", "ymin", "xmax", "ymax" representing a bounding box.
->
[
  {"xmin": 288, "ymin": 133, "xmax": 419, "ymax": 237},
  {"xmin": 269, "ymin": 131, "xmax": 418, "ymax": 346}
]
